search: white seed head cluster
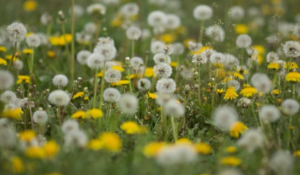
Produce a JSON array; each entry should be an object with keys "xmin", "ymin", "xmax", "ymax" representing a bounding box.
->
[
  {"xmin": 62, "ymin": 120, "xmax": 79, "ymax": 134},
  {"xmin": 148, "ymin": 11, "xmax": 166, "ymax": 27},
  {"xmin": 52, "ymin": 74, "xmax": 69, "ymax": 87},
  {"xmin": 103, "ymin": 88, "xmax": 121, "ymax": 103},
  {"xmin": 87, "ymin": 3, "xmax": 106, "ymax": 15},
  {"xmin": 281, "ymin": 99, "xmax": 300, "ymax": 116},
  {"xmin": 48, "ymin": 90, "xmax": 70, "ymax": 106},
  {"xmin": 153, "ymin": 53, "xmax": 171, "ymax": 64},
  {"xmin": 164, "ymin": 14, "xmax": 181, "ymax": 30},
  {"xmin": 64, "ymin": 130, "xmax": 88, "ymax": 148},
  {"xmin": 120, "ymin": 3, "xmax": 139, "ymax": 18},
  {"xmin": 228, "ymin": 6, "xmax": 245, "ymax": 21},
  {"xmin": 205, "ymin": 25, "xmax": 225, "ymax": 42},
  {"xmin": 210, "ymin": 52, "xmax": 225, "ymax": 64},
  {"xmin": 250, "ymin": 73, "xmax": 272, "ymax": 93},
  {"xmin": 259, "ymin": 105, "xmax": 281, "ymax": 123},
  {"xmin": 26, "ymin": 34, "xmax": 41, "ymax": 47},
  {"xmin": 283, "ymin": 41, "xmax": 300, "ymax": 58},
  {"xmin": 94, "ymin": 44, "xmax": 117, "ymax": 61},
  {"xmin": 151, "ymin": 40, "xmax": 165, "ymax": 54},
  {"xmin": 0, "ymin": 70, "xmax": 14, "ymax": 90},
  {"xmin": 213, "ymin": 106, "xmax": 238, "ymax": 131},
  {"xmin": 266, "ymin": 51, "xmax": 279, "ymax": 62},
  {"xmin": 236, "ymin": 34, "xmax": 252, "ymax": 48},
  {"xmin": 105, "ymin": 69, "xmax": 122, "ymax": 83},
  {"xmin": 87, "ymin": 53, "xmax": 105, "ymax": 70},
  {"xmin": 0, "ymin": 90, "xmax": 17, "ymax": 104},
  {"xmin": 193, "ymin": 5, "xmax": 213, "ymax": 21},
  {"xmin": 126, "ymin": 26, "xmax": 142, "ymax": 40},
  {"xmin": 227, "ymin": 80, "xmax": 240, "ymax": 91},
  {"xmin": 130, "ymin": 57, "xmax": 144, "ymax": 71},
  {"xmin": 156, "ymin": 78, "xmax": 176, "ymax": 93},
  {"xmin": 77, "ymin": 50, "xmax": 91, "ymax": 65},
  {"xmin": 118, "ymin": 94, "xmax": 139, "ymax": 115},
  {"xmin": 33, "ymin": 110, "xmax": 48, "ymax": 124},
  {"xmin": 269, "ymin": 150, "xmax": 294, "ymax": 175},
  {"xmin": 154, "ymin": 63, "xmax": 172, "ymax": 78},
  {"xmin": 7, "ymin": 22, "xmax": 27, "ymax": 42},
  {"xmin": 137, "ymin": 78, "xmax": 151, "ymax": 91},
  {"xmin": 192, "ymin": 53, "xmax": 207, "ymax": 65},
  {"xmin": 237, "ymin": 129, "xmax": 264, "ymax": 153},
  {"xmin": 164, "ymin": 99, "xmax": 185, "ymax": 118}
]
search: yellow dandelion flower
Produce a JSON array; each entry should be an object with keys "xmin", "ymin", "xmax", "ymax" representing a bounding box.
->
[
  {"xmin": 225, "ymin": 146, "xmax": 237, "ymax": 153},
  {"xmin": 267, "ymin": 62, "xmax": 280, "ymax": 70},
  {"xmin": 144, "ymin": 67, "xmax": 154, "ymax": 77},
  {"xmin": 143, "ymin": 142, "xmax": 164, "ymax": 157},
  {"xmin": 43, "ymin": 141, "xmax": 59, "ymax": 158},
  {"xmin": 230, "ymin": 122, "xmax": 248, "ymax": 138},
  {"xmin": 170, "ymin": 62, "xmax": 178, "ymax": 67},
  {"xmin": 146, "ymin": 92, "xmax": 157, "ymax": 99},
  {"xmin": 271, "ymin": 89, "xmax": 280, "ymax": 95},
  {"xmin": 285, "ymin": 72, "xmax": 300, "ymax": 82},
  {"xmin": 253, "ymin": 45, "xmax": 265, "ymax": 55},
  {"xmin": 11, "ymin": 156, "xmax": 24, "ymax": 173},
  {"xmin": 294, "ymin": 150, "xmax": 300, "ymax": 156},
  {"xmin": 120, "ymin": 121, "xmax": 140, "ymax": 134},
  {"xmin": 217, "ymin": 89, "xmax": 225, "ymax": 94},
  {"xmin": 111, "ymin": 17, "xmax": 122, "ymax": 27},
  {"xmin": 71, "ymin": 111, "xmax": 87, "ymax": 119},
  {"xmin": 72, "ymin": 92, "xmax": 84, "ymax": 99},
  {"xmin": 0, "ymin": 46, "xmax": 7, "ymax": 52},
  {"xmin": 17, "ymin": 75, "xmax": 31, "ymax": 84},
  {"xmin": 0, "ymin": 58, "xmax": 7, "ymax": 65},
  {"xmin": 47, "ymin": 51, "xmax": 56, "ymax": 58},
  {"xmin": 176, "ymin": 138, "xmax": 193, "ymax": 145},
  {"xmin": 235, "ymin": 24, "xmax": 248, "ymax": 34},
  {"xmin": 23, "ymin": 0, "xmax": 37, "ymax": 12},
  {"xmin": 285, "ymin": 62, "xmax": 298, "ymax": 69},
  {"xmin": 111, "ymin": 80, "xmax": 130, "ymax": 86},
  {"xmin": 99, "ymin": 132, "xmax": 122, "ymax": 152},
  {"xmin": 220, "ymin": 156, "xmax": 241, "ymax": 166},
  {"xmin": 5, "ymin": 55, "xmax": 17, "ymax": 61},
  {"xmin": 97, "ymin": 71, "xmax": 104, "ymax": 77},
  {"xmin": 222, "ymin": 76, "xmax": 233, "ymax": 83},
  {"xmin": 23, "ymin": 49, "xmax": 33, "ymax": 54},
  {"xmin": 25, "ymin": 147, "xmax": 45, "ymax": 159},
  {"xmin": 87, "ymin": 139, "xmax": 103, "ymax": 151},
  {"xmin": 224, "ymin": 87, "xmax": 238, "ymax": 100},
  {"xmin": 86, "ymin": 109, "xmax": 103, "ymax": 119},
  {"xmin": 19, "ymin": 130, "xmax": 36, "ymax": 142},
  {"xmin": 160, "ymin": 34, "xmax": 175, "ymax": 43},
  {"xmin": 195, "ymin": 143, "xmax": 212, "ymax": 155},
  {"xmin": 233, "ymin": 72, "xmax": 244, "ymax": 80},
  {"xmin": 84, "ymin": 96, "xmax": 89, "ymax": 101},
  {"xmin": 240, "ymin": 87, "xmax": 258, "ymax": 97},
  {"xmin": 126, "ymin": 74, "xmax": 137, "ymax": 80},
  {"xmin": 2, "ymin": 108, "xmax": 23, "ymax": 120},
  {"xmin": 112, "ymin": 65, "xmax": 125, "ymax": 72}
]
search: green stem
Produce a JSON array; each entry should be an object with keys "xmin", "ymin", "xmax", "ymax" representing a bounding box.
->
[
  {"xmin": 127, "ymin": 65, "xmax": 133, "ymax": 93},
  {"xmin": 7, "ymin": 42, "xmax": 17, "ymax": 71},
  {"xmin": 198, "ymin": 20, "xmax": 205, "ymax": 43},
  {"xmin": 99, "ymin": 64, "xmax": 106, "ymax": 110},
  {"xmin": 171, "ymin": 116, "xmax": 178, "ymax": 141},
  {"xmin": 61, "ymin": 23, "xmax": 71, "ymax": 70},
  {"xmin": 131, "ymin": 40, "xmax": 135, "ymax": 58},
  {"xmin": 93, "ymin": 69, "xmax": 99, "ymax": 108},
  {"xmin": 198, "ymin": 65, "xmax": 201, "ymax": 105},
  {"xmin": 30, "ymin": 47, "xmax": 35, "ymax": 79},
  {"xmin": 71, "ymin": 0, "xmax": 75, "ymax": 85}
]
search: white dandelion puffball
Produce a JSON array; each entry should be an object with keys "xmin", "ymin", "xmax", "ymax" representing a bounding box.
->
[
  {"xmin": 103, "ymin": 88, "xmax": 121, "ymax": 103},
  {"xmin": 33, "ymin": 110, "xmax": 48, "ymax": 124},
  {"xmin": 227, "ymin": 80, "xmax": 240, "ymax": 91},
  {"xmin": 70, "ymin": 5, "xmax": 84, "ymax": 18},
  {"xmin": 0, "ymin": 127, "xmax": 16, "ymax": 149},
  {"xmin": 94, "ymin": 44, "xmax": 117, "ymax": 61},
  {"xmin": 237, "ymin": 129, "xmax": 264, "ymax": 153},
  {"xmin": 283, "ymin": 41, "xmax": 300, "ymax": 58},
  {"xmin": 164, "ymin": 99, "xmax": 185, "ymax": 118},
  {"xmin": 126, "ymin": 26, "xmax": 142, "ymax": 40},
  {"xmin": 48, "ymin": 90, "xmax": 70, "ymax": 106},
  {"xmin": 0, "ymin": 70, "xmax": 14, "ymax": 90},
  {"xmin": 151, "ymin": 40, "xmax": 165, "ymax": 54},
  {"xmin": 210, "ymin": 52, "xmax": 225, "ymax": 64},
  {"xmin": 87, "ymin": 53, "xmax": 105, "ymax": 70},
  {"xmin": 147, "ymin": 11, "xmax": 167, "ymax": 27},
  {"xmin": 0, "ymin": 118, "xmax": 12, "ymax": 129},
  {"xmin": 228, "ymin": 6, "xmax": 245, "ymax": 21},
  {"xmin": 137, "ymin": 78, "xmax": 151, "ymax": 91},
  {"xmin": 0, "ymin": 90, "xmax": 17, "ymax": 104},
  {"xmin": 52, "ymin": 74, "xmax": 68, "ymax": 87},
  {"xmin": 103, "ymin": 0, "xmax": 120, "ymax": 5},
  {"xmin": 172, "ymin": 43, "xmax": 185, "ymax": 55},
  {"xmin": 26, "ymin": 34, "xmax": 41, "ymax": 48},
  {"xmin": 213, "ymin": 106, "xmax": 238, "ymax": 131},
  {"xmin": 188, "ymin": 41, "xmax": 202, "ymax": 51},
  {"xmin": 156, "ymin": 93, "xmax": 175, "ymax": 106},
  {"xmin": 217, "ymin": 169, "xmax": 242, "ymax": 175},
  {"xmin": 156, "ymin": 144, "xmax": 197, "ymax": 166},
  {"xmin": 97, "ymin": 37, "xmax": 115, "ymax": 46},
  {"xmin": 250, "ymin": 73, "xmax": 272, "ymax": 93},
  {"xmin": 192, "ymin": 53, "xmax": 207, "ymax": 65},
  {"xmin": 62, "ymin": 120, "xmax": 79, "ymax": 134},
  {"xmin": 153, "ymin": 53, "xmax": 171, "ymax": 64},
  {"xmin": 205, "ymin": 25, "xmax": 225, "ymax": 42},
  {"xmin": 156, "ymin": 78, "xmax": 176, "ymax": 93},
  {"xmin": 281, "ymin": 99, "xmax": 300, "ymax": 116},
  {"xmin": 84, "ymin": 22, "xmax": 97, "ymax": 34},
  {"xmin": 64, "ymin": 130, "xmax": 88, "ymax": 148},
  {"xmin": 13, "ymin": 60, "xmax": 23, "ymax": 70},
  {"xmin": 36, "ymin": 33, "xmax": 48, "ymax": 45},
  {"xmin": 164, "ymin": 14, "xmax": 181, "ymax": 30},
  {"xmin": 180, "ymin": 68, "xmax": 193, "ymax": 80},
  {"xmin": 77, "ymin": 50, "xmax": 91, "ymax": 65},
  {"xmin": 236, "ymin": 34, "xmax": 252, "ymax": 48},
  {"xmin": 154, "ymin": 63, "xmax": 172, "ymax": 78},
  {"xmin": 269, "ymin": 150, "xmax": 294, "ymax": 175},
  {"xmin": 130, "ymin": 57, "xmax": 144, "ymax": 71},
  {"xmin": 87, "ymin": 3, "xmax": 106, "ymax": 15},
  {"xmin": 120, "ymin": 3, "xmax": 139, "ymax": 18},
  {"xmin": 266, "ymin": 52, "xmax": 279, "ymax": 63},
  {"xmin": 149, "ymin": 0, "xmax": 166, "ymax": 6},
  {"xmin": 7, "ymin": 22, "xmax": 27, "ymax": 42},
  {"xmin": 259, "ymin": 105, "xmax": 280, "ymax": 123},
  {"xmin": 105, "ymin": 69, "xmax": 122, "ymax": 83},
  {"xmin": 237, "ymin": 97, "xmax": 251, "ymax": 107},
  {"xmin": 193, "ymin": 5, "xmax": 213, "ymax": 21},
  {"xmin": 118, "ymin": 94, "xmax": 138, "ymax": 115},
  {"xmin": 224, "ymin": 54, "xmax": 239, "ymax": 67}
]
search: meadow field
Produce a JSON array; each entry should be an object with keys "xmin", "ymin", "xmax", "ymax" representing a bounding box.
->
[{"xmin": 1, "ymin": 0, "xmax": 300, "ymax": 174}]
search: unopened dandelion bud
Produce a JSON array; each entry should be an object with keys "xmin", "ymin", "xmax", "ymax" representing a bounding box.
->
[
  {"xmin": 125, "ymin": 57, "xmax": 130, "ymax": 61},
  {"xmin": 194, "ymin": 84, "xmax": 199, "ymax": 89},
  {"xmin": 185, "ymin": 85, "xmax": 191, "ymax": 91},
  {"xmin": 58, "ymin": 11, "xmax": 65, "ymax": 22}
]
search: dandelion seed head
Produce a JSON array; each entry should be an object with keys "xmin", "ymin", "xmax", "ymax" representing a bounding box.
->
[
  {"xmin": 148, "ymin": 11, "xmax": 167, "ymax": 27},
  {"xmin": 105, "ymin": 69, "xmax": 122, "ymax": 83},
  {"xmin": 26, "ymin": 34, "xmax": 41, "ymax": 47},
  {"xmin": 87, "ymin": 53, "xmax": 105, "ymax": 70},
  {"xmin": 213, "ymin": 106, "xmax": 238, "ymax": 131},
  {"xmin": 120, "ymin": 3, "xmax": 139, "ymax": 18},
  {"xmin": 281, "ymin": 99, "xmax": 300, "ymax": 116},
  {"xmin": 0, "ymin": 70, "xmax": 14, "ymax": 90},
  {"xmin": 237, "ymin": 129, "xmax": 264, "ymax": 152},
  {"xmin": 64, "ymin": 130, "xmax": 88, "ymax": 148},
  {"xmin": 7, "ymin": 22, "xmax": 27, "ymax": 43},
  {"xmin": 193, "ymin": 5, "xmax": 213, "ymax": 21},
  {"xmin": 164, "ymin": 14, "xmax": 181, "ymax": 30},
  {"xmin": 130, "ymin": 57, "xmax": 144, "ymax": 70},
  {"xmin": 154, "ymin": 63, "xmax": 172, "ymax": 78},
  {"xmin": 236, "ymin": 34, "xmax": 252, "ymax": 48},
  {"xmin": 126, "ymin": 26, "xmax": 142, "ymax": 40},
  {"xmin": 103, "ymin": 88, "xmax": 121, "ymax": 103},
  {"xmin": 77, "ymin": 50, "xmax": 91, "ymax": 65},
  {"xmin": 153, "ymin": 53, "xmax": 171, "ymax": 64},
  {"xmin": 137, "ymin": 78, "xmax": 151, "ymax": 91},
  {"xmin": 269, "ymin": 150, "xmax": 294, "ymax": 175},
  {"xmin": 52, "ymin": 74, "xmax": 68, "ymax": 87},
  {"xmin": 48, "ymin": 90, "xmax": 70, "ymax": 106},
  {"xmin": 156, "ymin": 78, "xmax": 176, "ymax": 93},
  {"xmin": 228, "ymin": 6, "xmax": 245, "ymax": 21},
  {"xmin": 94, "ymin": 44, "xmax": 117, "ymax": 61},
  {"xmin": 62, "ymin": 119, "xmax": 79, "ymax": 134},
  {"xmin": 283, "ymin": 41, "xmax": 300, "ymax": 58},
  {"xmin": 118, "ymin": 94, "xmax": 139, "ymax": 115},
  {"xmin": 164, "ymin": 99, "xmax": 185, "ymax": 118},
  {"xmin": 266, "ymin": 52, "xmax": 279, "ymax": 63},
  {"xmin": 151, "ymin": 40, "xmax": 165, "ymax": 54},
  {"xmin": 33, "ymin": 110, "xmax": 48, "ymax": 124},
  {"xmin": 259, "ymin": 105, "xmax": 280, "ymax": 123},
  {"xmin": 0, "ymin": 90, "xmax": 17, "ymax": 104}
]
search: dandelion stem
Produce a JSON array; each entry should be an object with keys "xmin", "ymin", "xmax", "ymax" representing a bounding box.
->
[
  {"xmin": 7, "ymin": 42, "xmax": 17, "ymax": 71},
  {"xmin": 127, "ymin": 66, "xmax": 133, "ymax": 94},
  {"xmin": 71, "ymin": 0, "xmax": 75, "ymax": 85},
  {"xmin": 131, "ymin": 40, "xmax": 135, "ymax": 58},
  {"xmin": 171, "ymin": 116, "xmax": 178, "ymax": 141},
  {"xmin": 61, "ymin": 23, "xmax": 71, "ymax": 71},
  {"xmin": 29, "ymin": 47, "xmax": 35, "ymax": 79},
  {"xmin": 99, "ymin": 64, "xmax": 107, "ymax": 110},
  {"xmin": 58, "ymin": 107, "xmax": 62, "ymax": 126},
  {"xmin": 198, "ymin": 65, "xmax": 201, "ymax": 105},
  {"xmin": 29, "ymin": 106, "xmax": 34, "ymax": 130},
  {"xmin": 286, "ymin": 116, "xmax": 293, "ymax": 149},
  {"xmin": 93, "ymin": 69, "xmax": 99, "ymax": 108},
  {"xmin": 198, "ymin": 20, "xmax": 205, "ymax": 43}
]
